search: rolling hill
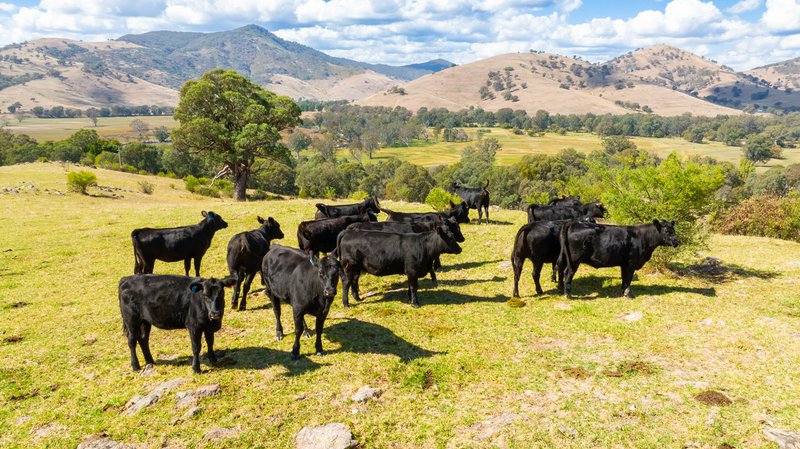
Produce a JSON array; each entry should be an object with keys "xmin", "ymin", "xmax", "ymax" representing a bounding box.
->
[
  {"xmin": 747, "ymin": 57, "xmax": 800, "ymax": 91},
  {"xmin": 0, "ymin": 25, "xmax": 450, "ymax": 110},
  {"xmin": 360, "ymin": 45, "xmax": 800, "ymax": 116}
]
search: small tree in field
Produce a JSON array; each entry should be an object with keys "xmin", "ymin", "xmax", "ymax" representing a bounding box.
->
[
  {"xmin": 153, "ymin": 126, "xmax": 170, "ymax": 143},
  {"xmin": 86, "ymin": 108, "xmax": 98, "ymax": 127},
  {"xmin": 286, "ymin": 131, "xmax": 312, "ymax": 158},
  {"xmin": 129, "ymin": 119, "xmax": 149, "ymax": 141},
  {"xmin": 743, "ymin": 134, "xmax": 773, "ymax": 163},
  {"xmin": 67, "ymin": 171, "xmax": 97, "ymax": 194},
  {"xmin": 171, "ymin": 69, "xmax": 301, "ymax": 201}
]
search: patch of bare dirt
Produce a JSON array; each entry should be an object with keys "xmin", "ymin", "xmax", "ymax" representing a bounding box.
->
[{"xmin": 694, "ymin": 390, "xmax": 733, "ymax": 406}]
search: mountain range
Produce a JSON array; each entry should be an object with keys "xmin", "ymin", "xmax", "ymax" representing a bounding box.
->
[{"xmin": 0, "ymin": 24, "xmax": 797, "ymax": 117}]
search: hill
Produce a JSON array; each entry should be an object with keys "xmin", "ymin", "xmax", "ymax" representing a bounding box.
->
[
  {"xmin": 2, "ymin": 162, "xmax": 800, "ymax": 448},
  {"xmin": 0, "ymin": 25, "xmax": 452, "ymax": 109},
  {"xmin": 360, "ymin": 45, "xmax": 800, "ymax": 116},
  {"xmin": 747, "ymin": 57, "xmax": 800, "ymax": 91}
]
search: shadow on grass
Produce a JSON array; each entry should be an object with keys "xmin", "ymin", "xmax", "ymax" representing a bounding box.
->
[
  {"xmin": 159, "ymin": 346, "xmax": 323, "ymax": 376},
  {"xmin": 325, "ymin": 318, "xmax": 439, "ymax": 361},
  {"xmin": 673, "ymin": 261, "xmax": 780, "ymax": 283},
  {"xmin": 436, "ymin": 259, "xmax": 503, "ymax": 272},
  {"xmin": 362, "ymin": 287, "xmax": 508, "ymax": 306},
  {"xmin": 385, "ymin": 276, "xmax": 506, "ymax": 289},
  {"xmin": 469, "ymin": 219, "xmax": 514, "ymax": 226},
  {"xmin": 562, "ymin": 274, "xmax": 717, "ymax": 299}
]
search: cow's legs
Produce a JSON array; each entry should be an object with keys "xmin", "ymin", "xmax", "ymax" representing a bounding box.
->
[
  {"xmin": 125, "ymin": 321, "xmax": 140, "ymax": 372},
  {"xmin": 291, "ymin": 312, "xmax": 304, "ymax": 360},
  {"xmin": 183, "ymin": 258, "xmax": 191, "ymax": 276},
  {"xmin": 621, "ymin": 266, "xmax": 635, "ymax": 298},
  {"xmin": 351, "ymin": 271, "xmax": 363, "ymax": 302},
  {"xmin": 563, "ymin": 263, "xmax": 579, "ymax": 299},
  {"xmin": 231, "ymin": 271, "xmax": 242, "ymax": 309},
  {"xmin": 429, "ymin": 263, "xmax": 437, "ymax": 286},
  {"xmin": 550, "ymin": 262, "xmax": 558, "ymax": 283},
  {"xmin": 189, "ymin": 329, "xmax": 203, "ymax": 373},
  {"xmin": 408, "ymin": 275, "xmax": 420, "ymax": 307},
  {"xmin": 484, "ymin": 205, "xmax": 489, "ymax": 224},
  {"xmin": 271, "ymin": 297, "xmax": 283, "ymax": 340},
  {"xmin": 512, "ymin": 255, "xmax": 524, "ymax": 298},
  {"xmin": 143, "ymin": 258, "xmax": 155, "ymax": 274},
  {"xmin": 341, "ymin": 266, "xmax": 352, "ymax": 307},
  {"xmin": 239, "ymin": 271, "xmax": 255, "ymax": 311},
  {"xmin": 433, "ymin": 256, "xmax": 441, "ymax": 269},
  {"xmin": 477, "ymin": 207, "xmax": 483, "ymax": 225},
  {"xmin": 533, "ymin": 261, "xmax": 544, "ymax": 295},
  {"xmin": 193, "ymin": 256, "xmax": 202, "ymax": 277},
  {"xmin": 314, "ymin": 314, "xmax": 326, "ymax": 356},
  {"xmin": 138, "ymin": 322, "xmax": 155, "ymax": 366},
  {"xmin": 204, "ymin": 330, "xmax": 218, "ymax": 365}
]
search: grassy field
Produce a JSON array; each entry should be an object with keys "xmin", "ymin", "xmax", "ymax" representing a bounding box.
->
[
  {"xmin": 2, "ymin": 116, "xmax": 176, "ymax": 142},
  {"xmin": 2, "ymin": 163, "xmax": 800, "ymax": 448}
]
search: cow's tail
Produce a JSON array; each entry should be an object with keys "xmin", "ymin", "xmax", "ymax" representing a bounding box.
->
[
  {"xmin": 131, "ymin": 229, "xmax": 144, "ymax": 274},
  {"xmin": 526, "ymin": 204, "xmax": 536, "ymax": 223},
  {"xmin": 558, "ymin": 222, "xmax": 574, "ymax": 276},
  {"xmin": 483, "ymin": 180, "xmax": 489, "ymax": 191},
  {"xmin": 511, "ymin": 225, "xmax": 527, "ymax": 272},
  {"xmin": 333, "ymin": 230, "xmax": 346, "ymax": 259}
]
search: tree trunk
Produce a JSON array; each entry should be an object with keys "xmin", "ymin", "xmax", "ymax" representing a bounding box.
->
[{"xmin": 233, "ymin": 167, "xmax": 248, "ymax": 201}]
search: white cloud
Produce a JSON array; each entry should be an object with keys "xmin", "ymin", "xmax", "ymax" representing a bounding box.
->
[
  {"xmin": 762, "ymin": 0, "xmax": 800, "ymax": 32},
  {"xmin": 0, "ymin": 2, "xmax": 16, "ymax": 12},
  {"xmin": 727, "ymin": 0, "xmax": 761, "ymax": 14}
]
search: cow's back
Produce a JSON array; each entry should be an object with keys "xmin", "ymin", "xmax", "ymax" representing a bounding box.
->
[{"xmin": 119, "ymin": 274, "xmax": 192, "ymax": 330}]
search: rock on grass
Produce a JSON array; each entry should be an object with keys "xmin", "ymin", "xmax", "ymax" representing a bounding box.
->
[
  {"xmin": 763, "ymin": 427, "xmax": 800, "ymax": 449},
  {"xmin": 296, "ymin": 423, "xmax": 357, "ymax": 449},
  {"xmin": 351, "ymin": 386, "xmax": 382, "ymax": 403}
]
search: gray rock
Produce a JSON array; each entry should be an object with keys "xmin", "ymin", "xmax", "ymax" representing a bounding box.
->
[
  {"xmin": 175, "ymin": 384, "xmax": 221, "ymax": 409},
  {"xmin": 183, "ymin": 406, "xmax": 203, "ymax": 419},
  {"xmin": 296, "ymin": 423, "xmax": 357, "ymax": 449},
  {"xmin": 139, "ymin": 364, "xmax": 155, "ymax": 378},
  {"xmin": 764, "ymin": 427, "xmax": 800, "ymax": 449},
  {"xmin": 124, "ymin": 378, "xmax": 186, "ymax": 415},
  {"xmin": 77, "ymin": 434, "xmax": 137, "ymax": 449},
  {"xmin": 203, "ymin": 427, "xmax": 240, "ymax": 441},
  {"xmin": 621, "ymin": 311, "xmax": 643, "ymax": 322},
  {"xmin": 351, "ymin": 386, "xmax": 382, "ymax": 403},
  {"xmin": 471, "ymin": 413, "xmax": 517, "ymax": 440}
]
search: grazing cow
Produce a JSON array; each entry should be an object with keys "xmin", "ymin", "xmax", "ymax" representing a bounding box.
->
[
  {"xmin": 315, "ymin": 197, "xmax": 381, "ymax": 219},
  {"xmin": 226, "ymin": 216, "xmax": 284, "ymax": 311},
  {"xmin": 548, "ymin": 195, "xmax": 582, "ymax": 207},
  {"xmin": 118, "ymin": 274, "xmax": 236, "ymax": 373},
  {"xmin": 448, "ymin": 181, "xmax": 490, "ymax": 224},
  {"xmin": 336, "ymin": 223, "xmax": 462, "ymax": 307},
  {"xmin": 381, "ymin": 200, "xmax": 470, "ymax": 224},
  {"xmin": 297, "ymin": 212, "xmax": 376, "ymax": 257},
  {"xmin": 511, "ymin": 217, "xmax": 594, "ymax": 297},
  {"xmin": 132, "ymin": 211, "xmax": 228, "ymax": 276},
  {"xmin": 558, "ymin": 220, "xmax": 680, "ymax": 298},
  {"xmin": 526, "ymin": 201, "xmax": 606, "ymax": 223},
  {"xmin": 347, "ymin": 216, "xmax": 466, "ymax": 284},
  {"xmin": 261, "ymin": 245, "xmax": 341, "ymax": 359}
]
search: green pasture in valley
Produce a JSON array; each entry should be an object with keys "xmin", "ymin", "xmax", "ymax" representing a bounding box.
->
[
  {"xmin": 2, "ymin": 116, "xmax": 176, "ymax": 142},
  {"xmin": 1, "ymin": 163, "xmax": 800, "ymax": 448}
]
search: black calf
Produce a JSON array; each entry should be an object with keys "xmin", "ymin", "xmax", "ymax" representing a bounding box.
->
[
  {"xmin": 226, "ymin": 216, "xmax": 284, "ymax": 311},
  {"xmin": 448, "ymin": 181, "xmax": 490, "ymax": 224}
]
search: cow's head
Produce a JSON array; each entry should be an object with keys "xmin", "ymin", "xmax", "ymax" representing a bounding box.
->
[
  {"xmin": 654, "ymin": 220, "xmax": 680, "ymax": 247},
  {"xmin": 190, "ymin": 276, "xmax": 236, "ymax": 321},
  {"xmin": 447, "ymin": 182, "xmax": 459, "ymax": 193},
  {"xmin": 201, "ymin": 211, "xmax": 228, "ymax": 231},
  {"xmin": 443, "ymin": 217, "xmax": 465, "ymax": 243},
  {"xmin": 257, "ymin": 216, "xmax": 284, "ymax": 240},
  {"xmin": 364, "ymin": 197, "xmax": 381, "ymax": 214},
  {"xmin": 315, "ymin": 255, "xmax": 341, "ymax": 299},
  {"xmin": 435, "ymin": 222, "xmax": 463, "ymax": 255},
  {"xmin": 360, "ymin": 207, "xmax": 379, "ymax": 222},
  {"xmin": 585, "ymin": 201, "xmax": 606, "ymax": 219},
  {"xmin": 448, "ymin": 200, "xmax": 470, "ymax": 224}
]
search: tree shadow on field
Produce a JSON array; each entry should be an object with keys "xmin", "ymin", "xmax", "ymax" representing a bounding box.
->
[
  {"xmin": 437, "ymin": 259, "xmax": 503, "ymax": 272},
  {"xmin": 563, "ymin": 274, "xmax": 716, "ymax": 300},
  {"xmin": 386, "ymin": 276, "xmax": 505, "ymax": 289},
  {"xmin": 325, "ymin": 318, "xmax": 439, "ymax": 361},
  {"xmin": 158, "ymin": 346, "xmax": 323, "ymax": 376},
  {"xmin": 674, "ymin": 260, "xmax": 780, "ymax": 284},
  {"xmin": 368, "ymin": 287, "xmax": 508, "ymax": 306}
]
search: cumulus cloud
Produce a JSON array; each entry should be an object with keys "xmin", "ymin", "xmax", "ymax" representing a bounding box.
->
[{"xmin": 0, "ymin": 0, "xmax": 797, "ymax": 70}]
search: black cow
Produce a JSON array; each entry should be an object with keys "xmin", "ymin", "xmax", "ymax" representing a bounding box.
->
[
  {"xmin": 336, "ymin": 223, "xmax": 462, "ymax": 307},
  {"xmin": 118, "ymin": 274, "xmax": 236, "ymax": 373},
  {"xmin": 511, "ymin": 217, "xmax": 594, "ymax": 297},
  {"xmin": 526, "ymin": 201, "xmax": 606, "ymax": 223},
  {"xmin": 347, "ymin": 216, "xmax": 466, "ymax": 284},
  {"xmin": 226, "ymin": 216, "xmax": 284, "ymax": 311},
  {"xmin": 548, "ymin": 195, "xmax": 582, "ymax": 207},
  {"xmin": 297, "ymin": 212, "xmax": 376, "ymax": 257},
  {"xmin": 261, "ymin": 245, "xmax": 341, "ymax": 360},
  {"xmin": 132, "ymin": 211, "xmax": 228, "ymax": 276},
  {"xmin": 380, "ymin": 200, "xmax": 470, "ymax": 224},
  {"xmin": 315, "ymin": 197, "xmax": 381, "ymax": 219},
  {"xmin": 558, "ymin": 220, "xmax": 680, "ymax": 298},
  {"xmin": 448, "ymin": 181, "xmax": 490, "ymax": 224}
]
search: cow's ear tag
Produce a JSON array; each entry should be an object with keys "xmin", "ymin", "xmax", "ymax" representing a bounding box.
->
[
  {"xmin": 191, "ymin": 285, "xmax": 201, "ymax": 292},
  {"xmin": 309, "ymin": 258, "xmax": 315, "ymax": 266}
]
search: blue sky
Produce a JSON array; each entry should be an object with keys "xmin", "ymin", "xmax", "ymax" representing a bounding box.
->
[{"xmin": 0, "ymin": 0, "xmax": 798, "ymax": 70}]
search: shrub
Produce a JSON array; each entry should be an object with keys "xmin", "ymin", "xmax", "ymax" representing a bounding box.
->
[
  {"xmin": 714, "ymin": 195, "xmax": 800, "ymax": 242},
  {"xmin": 138, "ymin": 180, "xmax": 154, "ymax": 195},
  {"xmin": 196, "ymin": 186, "xmax": 220, "ymax": 198},
  {"xmin": 184, "ymin": 175, "xmax": 201, "ymax": 192},
  {"xmin": 425, "ymin": 187, "xmax": 460, "ymax": 211},
  {"xmin": 214, "ymin": 179, "xmax": 234, "ymax": 197},
  {"xmin": 323, "ymin": 186, "xmax": 336, "ymax": 199},
  {"xmin": 67, "ymin": 171, "xmax": 97, "ymax": 194},
  {"xmin": 350, "ymin": 190, "xmax": 369, "ymax": 201}
]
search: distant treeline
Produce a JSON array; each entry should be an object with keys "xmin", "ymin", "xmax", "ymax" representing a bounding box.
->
[{"xmin": 28, "ymin": 105, "xmax": 175, "ymax": 119}]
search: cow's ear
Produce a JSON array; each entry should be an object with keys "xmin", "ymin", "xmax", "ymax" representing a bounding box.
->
[
  {"xmin": 670, "ymin": 220, "xmax": 675, "ymax": 227},
  {"xmin": 201, "ymin": 211, "xmax": 208, "ymax": 218},
  {"xmin": 449, "ymin": 200, "xmax": 456, "ymax": 208},
  {"xmin": 653, "ymin": 219, "xmax": 661, "ymax": 230},
  {"xmin": 189, "ymin": 281, "xmax": 203, "ymax": 293},
  {"xmin": 315, "ymin": 203, "xmax": 326, "ymax": 212},
  {"xmin": 257, "ymin": 216, "xmax": 265, "ymax": 224},
  {"xmin": 268, "ymin": 217, "xmax": 275, "ymax": 224},
  {"xmin": 221, "ymin": 277, "xmax": 237, "ymax": 288}
]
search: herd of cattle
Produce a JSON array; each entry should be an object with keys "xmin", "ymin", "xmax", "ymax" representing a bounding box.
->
[{"xmin": 118, "ymin": 183, "xmax": 680, "ymax": 373}]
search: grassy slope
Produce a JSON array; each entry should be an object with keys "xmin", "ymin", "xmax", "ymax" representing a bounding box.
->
[
  {"xmin": 1, "ymin": 163, "xmax": 800, "ymax": 448},
  {"xmin": 2, "ymin": 116, "xmax": 176, "ymax": 142}
]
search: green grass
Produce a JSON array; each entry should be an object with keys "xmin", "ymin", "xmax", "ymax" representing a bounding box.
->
[
  {"xmin": 2, "ymin": 163, "xmax": 800, "ymax": 448},
  {"xmin": 3, "ymin": 116, "xmax": 175, "ymax": 141},
  {"xmin": 344, "ymin": 128, "xmax": 800, "ymax": 172}
]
